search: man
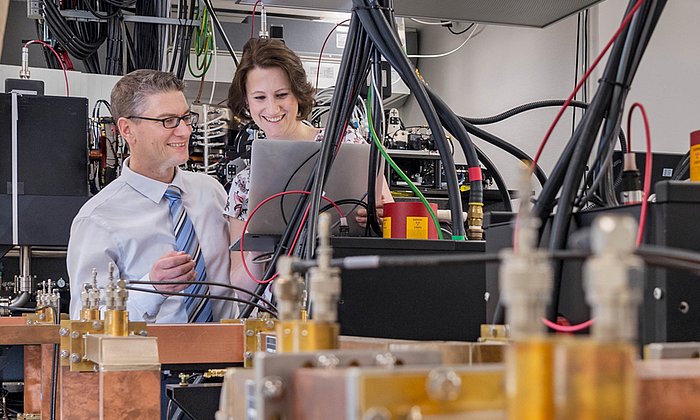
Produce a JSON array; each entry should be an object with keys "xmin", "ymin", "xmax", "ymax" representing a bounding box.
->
[{"xmin": 67, "ymin": 69, "xmax": 233, "ymax": 322}]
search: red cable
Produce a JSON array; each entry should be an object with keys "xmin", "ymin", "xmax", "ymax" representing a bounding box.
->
[
  {"xmin": 542, "ymin": 317, "xmax": 595, "ymax": 333},
  {"xmin": 531, "ymin": 0, "xmax": 645, "ymax": 171},
  {"xmin": 515, "ymin": 0, "xmax": 645, "ymax": 254},
  {"xmin": 239, "ymin": 190, "xmax": 345, "ymax": 284},
  {"xmin": 315, "ymin": 19, "xmax": 351, "ymax": 92},
  {"xmin": 627, "ymin": 102, "xmax": 652, "ymax": 246},
  {"xmin": 24, "ymin": 40, "xmax": 70, "ymax": 96},
  {"xmin": 250, "ymin": 0, "xmax": 262, "ymax": 39}
]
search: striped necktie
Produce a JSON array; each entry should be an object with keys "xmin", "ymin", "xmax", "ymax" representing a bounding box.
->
[{"xmin": 163, "ymin": 186, "xmax": 213, "ymax": 322}]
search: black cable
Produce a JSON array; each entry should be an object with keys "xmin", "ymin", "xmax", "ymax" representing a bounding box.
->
[
  {"xmin": 671, "ymin": 152, "xmax": 690, "ymax": 181},
  {"xmin": 474, "ymin": 145, "xmax": 512, "ymax": 212},
  {"xmin": 545, "ymin": 0, "xmax": 666, "ymax": 322},
  {"xmin": 463, "ymin": 99, "xmax": 589, "ymax": 126},
  {"xmin": 126, "ymin": 280, "xmax": 277, "ymax": 312},
  {"xmin": 305, "ymin": 13, "xmax": 373, "ymax": 257},
  {"xmin": 280, "ymin": 150, "xmax": 320, "ymax": 225},
  {"xmin": 202, "ymin": 0, "xmax": 239, "ymax": 68},
  {"xmin": 125, "ymin": 287, "xmax": 277, "ymax": 316},
  {"xmin": 319, "ymin": 199, "xmax": 368, "ymax": 220},
  {"xmin": 573, "ymin": 11, "xmax": 581, "ymax": 136},
  {"xmin": 447, "ymin": 23, "xmax": 474, "ymax": 36},
  {"xmin": 354, "ymin": 0, "xmax": 467, "ymax": 237},
  {"xmin": 460, "ymin": 118, "xmax": 548, "ymax": 187},
  {"xmin": 365, "ymin": 52, "xmax": 384, "ymax": 237}
]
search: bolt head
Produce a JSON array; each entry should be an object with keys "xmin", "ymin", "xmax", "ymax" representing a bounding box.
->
[
  {"xmin": 92, "ymin": 321, "xmax": 103, "ymax": 330},
  {"xmin": 59, "ymin": 327, "xmax": 69, "ymax": 336},
  {"xmin": 484, "ymin": 292, "xmax": 490, "ymax": 302},
  {"xmin": 426, "ymin": 368, "xmax": 462, "ymax": 402},
  {"xmin": 70, "ymin": 331, "xmax": 80, "ymax": 339},
  {"xmin": 69, "ymin": 353, "xmax": 81, "ymax": 363},
  {"xmin": 265, "ymin": 320, "xmax": 275, "ymax": 330},
  {"xmin": 317, "ymin": 354, "xmax": 340, "ymax": 368},
  {"xmin": 260, "ymin": 376, "xmax": 284, "ymax": 400},
  {"xmin": 244, "ymin": 352, "xmax": 254, "ymax": 360},
  {"xmin": 59, "ymin": 350, "xmax": 69, "ymax": 359},
  {"xmin": 363, "ymin": 407, "xmax": 391, "ymax": 420},
  {"xmin": 246, "ymin": 329, "xmax": 255, "ymax": 337},
  {"xmin": 653, "ymin": 287, "xmax": 664, "ymax": 300},
  {"xmin": 138, "ymin": 330, "xmax": 148, "ymax": 336},
  {"xmin": 38, "ymin": 313, "xmax": 46, "ymax": 321}
]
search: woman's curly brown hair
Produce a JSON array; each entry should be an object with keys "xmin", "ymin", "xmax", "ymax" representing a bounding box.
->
[{"xmin": 228, "ymin": 38, "xmax": 315, "ymax": 123}]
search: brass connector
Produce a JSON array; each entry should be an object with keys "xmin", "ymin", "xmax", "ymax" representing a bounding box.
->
[
  {"xmin": 467, "ymin": 203, "xmax": 484, "ymax": 240},
  {"xmin": 105, "ymin": 310, "xmax": 129, "ymax": 337},
  {"xmin": 204, "ymin": 369, "xmax": 227, "ymax": 379},
  {"xmin": 80, "ymin": 308, "xmax": 100, "ymax": 322},
  {"xmin": 276, "ymin": 320, "xmax": 339, "ymax": 353}
]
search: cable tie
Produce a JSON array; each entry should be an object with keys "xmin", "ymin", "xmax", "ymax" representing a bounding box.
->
[
  {"xmin": 468, "ymin": 166, "xmax": 483, "ymax": 182},
  {"xmin": 598, "ymin": 77, "xmax": 631, "ymax": 91}
]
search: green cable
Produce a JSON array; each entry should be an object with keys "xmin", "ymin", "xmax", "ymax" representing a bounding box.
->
[
  {"xmin": 366, "ymin": 88, "xmax": 444, "ymax": 240},
  {"xmin": 188, "ymin": 9, "xmax": 214, "ymax": 78}
]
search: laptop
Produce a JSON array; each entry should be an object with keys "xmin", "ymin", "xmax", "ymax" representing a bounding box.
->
[{"xmin": 246, "ymin": 139, "xmax": 378, "ymax": 237}]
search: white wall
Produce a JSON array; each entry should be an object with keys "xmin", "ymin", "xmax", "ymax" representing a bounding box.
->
[
  {"xmin": 401, "ymin": 0, "xmax": 700, "ymax": 193},
  {"xmin": 599, "ymin": 0, "xmax": 700, "ymax": 154}
]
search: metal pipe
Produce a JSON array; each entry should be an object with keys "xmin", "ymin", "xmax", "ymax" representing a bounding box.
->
[{"xmin": 9, "ymin": 291, "xmax": 30, "ymax": 308}]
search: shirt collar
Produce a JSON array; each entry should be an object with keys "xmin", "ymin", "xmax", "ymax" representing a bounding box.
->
[{"xmin": 121, "ymin": 158, "xmax": 187, "ymax": 204}]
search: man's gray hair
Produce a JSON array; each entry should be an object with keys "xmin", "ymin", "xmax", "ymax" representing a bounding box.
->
[{"xmin": 110, "ymin": 70, "xmax": 185, "ymax": 121}]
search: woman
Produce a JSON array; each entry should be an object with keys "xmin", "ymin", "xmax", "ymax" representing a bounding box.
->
[{"xmin": 225, "ymin": 38, "xmax": 391, "ymax": 292}]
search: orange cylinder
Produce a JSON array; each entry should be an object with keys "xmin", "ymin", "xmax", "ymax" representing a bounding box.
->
[
  {"xmin": 691, "ymin": 130, "xmax": 700, "ymax": 182},
  {"xmin": 383, "ymin": 202, "xmax": 439, "ymax": 240}
]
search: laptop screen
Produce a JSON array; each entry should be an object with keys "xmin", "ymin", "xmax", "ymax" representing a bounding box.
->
[{"xmin": 246, "ymin": 139, "xmax": 376, "ymax": 236}]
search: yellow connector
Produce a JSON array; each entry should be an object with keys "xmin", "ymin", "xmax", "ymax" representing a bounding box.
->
[{"xmin": 467, "ymin": 202, "xmax": 484, "ymax": 240}]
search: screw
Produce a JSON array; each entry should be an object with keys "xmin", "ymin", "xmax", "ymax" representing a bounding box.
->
[
  {"xmin": 265, "ymin": 320, "xmax": 275, "ymax": 330},
  {"xmin": 484, "ymin": 292, "xmax": 490, "ymax": 302},
  {"xmin": 260, "ymin": 376, "xmax": 284, "ymax": 400},
  {"xmin": 59, "ymin": 327, "xmax": 69, "ymax": 337},
  {"xmin": 375, "ymin": 353, "xmax": 397, "ymax": 368},
  {"xmin": 25, "ymin": 320, "xmax": 34, "ymax": 326},
  {"xmin": 93, "ymin": 364, "xmax": 100, "ymax": 372},
  {"xmin": 138, "ymin": 330, "xmax": 148, "ymax": 336},
  {"xmin": 69, "ymin": 353, "xmax": 81, "ymax": 363},
  {"xmin": 70, "ymin": 331, "xmax": 80, "ymax": 339},
  {"xmin": 317, "ymin": 354, "xmax": 340, "ymax": 368},
  {"xmin": 679, "ymin": 301, "xmax": 690, "ymax": 314},
  {"xmin": 38, "ymin": 313, "xmax": 46, "ymax": 321},
  {"xmin": 245, "ymin": 352, "xmax": 254, "ymax": 360},
  {"xmin": 59, "ymin": 350, "xmax": 69, "ymax": 359},
  {"xmin": 426, "ymin": 368, "xmax": 462, "ymax": 402},
  {"xmin": 246, "ymin": 329, "xmax": 255, "ymax": 337},
  {"xmin": 653, "ymin": 288, "xmax": 664, "ymax": 300},
  {"xmin": 363, "ymin": 407, "xmax": 391, "ymax": 420},
  {"xmin": 92, "ymin": 321, "xmax": 103, "ymax": 330}
]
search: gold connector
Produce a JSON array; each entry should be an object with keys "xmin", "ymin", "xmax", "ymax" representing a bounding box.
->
[
  {"xmin": 80, "ymin": 308, "xmax": 100, "ymax": 322},
  {"xmin": 203, "ymin": 369, "xmax": 227, "ymax": 379},
  {"xmin": 557, "ymin": 338, "xmax": 636, "ymax": 419},
  {"xmin": 105, "ymin": 309, "xmax": 129, "ymax": 337},
  {"xmin": 276, "ymin": 320, "xmax": 339, "ymax": 353},
  {"xmin": 506, "ymin": 339, "xmax": 554, "ymax": 420},
  {"xmin": 467, "ymin": 203, "xmax": 484, "ymax": 240}
]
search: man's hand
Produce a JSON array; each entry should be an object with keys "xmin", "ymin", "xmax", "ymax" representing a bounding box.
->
[
  {"xmin": 356, "ymin": 205, "xmax": 384, "ymax": 228},
  {"xmin": 150, "ymin": 251, "xmax": 196, "ymax": 293}
]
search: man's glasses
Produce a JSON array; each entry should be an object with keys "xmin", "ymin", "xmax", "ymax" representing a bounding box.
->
[{"xmin": 126, "ymin": 112, "xmax": 199, "ymax": 129}]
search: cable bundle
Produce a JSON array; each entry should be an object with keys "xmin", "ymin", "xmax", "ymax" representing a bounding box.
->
[
  {"xmin": 529, "ymin": 0, "xmax": 667, "ymax": 321},
  {"xmin": 41, "ymin": 0, "xmax": 107, "ymax": 73}
]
